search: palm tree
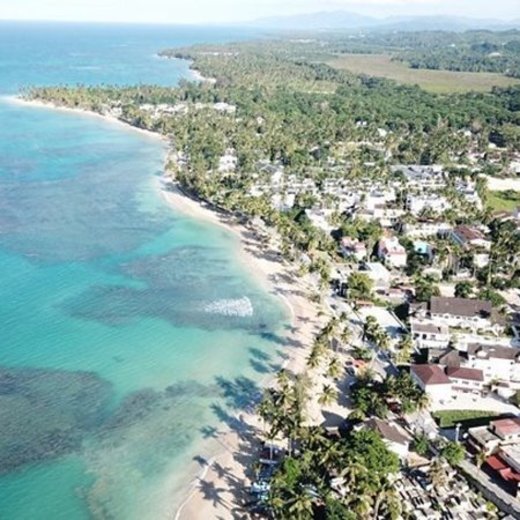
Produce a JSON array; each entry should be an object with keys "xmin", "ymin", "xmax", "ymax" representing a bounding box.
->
[
  {"xmin": 357, "ymin": 367, "xmax": 376, "ymax": 384},
  {"xmin": 416, "ymin": 392, "xmax": 430, "ymax": 411},
  {"xmin": 373, "ymin": 481, "xmax": 401, "ymax": 520},
  {"xmin": 306, "ymin": 348, "xmax": 322, "ymax": 370},
  {"xmin": 276, "ymin": 368, "xmax": 290, "ymax": 390},
  {"xmin": 340, "ymin": 327, "xmax": 352, "ymax": 345},
  {"xmin": 429, "ymin": 458, "xmax": 449, "ymax": 489},
  {"xmin": 327, "ymin": 357, "xmax": 342, "ymax": 379},
  {"xmin": 318, "ymin": 384, "xmax": 338, "ymax": 406},
  {"xmin": 475, "ymin": 451, "xmax": 487, "ymax": 469},
  {"xmin": 286, "ymin": 488, "xmax": 314, "ymax": 519}
]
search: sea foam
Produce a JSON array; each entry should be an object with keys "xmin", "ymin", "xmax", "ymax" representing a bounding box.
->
[{"xmin": 202, "ymin": 296, "xmax": 254, "ymax": 317}]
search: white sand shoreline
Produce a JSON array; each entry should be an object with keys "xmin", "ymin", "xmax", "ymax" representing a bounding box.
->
[
  {"xmin": 2, "ymin": 95, "xmax": 169, "ymax": 143},
  {"xmin": 14, "ymin": 96, "xmax": 323, "ymax": 519}
]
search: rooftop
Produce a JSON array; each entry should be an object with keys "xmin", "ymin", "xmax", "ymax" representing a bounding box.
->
[
  {"xmin": 453, "ymin": 224, "xmax": 486, "ymax": 242},
  {"xmin": 467, "ymin": 344, "xmax": 520, "ymax": 361},
  {"xmin": 364, "ymin": 418, "xmax": 411, "ymax": 445},
  {"xmin": 411, "ymin": 321, "xmax": 449, "ymax": 335},
  {"xmin": 429, "ymin": 296, "xmax": 492, "ymax": 318},
  {"xmin": 468, "ymin": 425, "xmax": 501, "ymax": 446},
  {"xmin": 446, "ymin": 366, "xmax": 484, "ymax": 382},
  {"xmin": 411, "ymin": 364, "xmax": 451, "ymax": 386},
  {"xmin": 491, "ymin": 417, "xmax": 520, "ymax": 438}
]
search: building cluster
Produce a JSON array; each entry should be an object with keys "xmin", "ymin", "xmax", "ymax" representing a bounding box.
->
[{"xmin": 409, "ymin": 295, "xmax": 520, "ymax": 402}]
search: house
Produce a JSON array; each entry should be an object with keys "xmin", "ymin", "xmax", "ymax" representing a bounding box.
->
[
  {"xmin": 361, "ymin": 262, "xmax": 391, "ymax": 292},
  {"xmin": 468, "ymin": 425, "xmax": 501, "ymax": 455},
  {"xmin": 411, "ymin": 364, "xmax": 452, "ymax": 402},
  {"xmin": 455, "ymin": 178, "xmax": 483, "ymax": 210},
  {"xmin": 445, "ymin": 366, "xmax": 484, "ymax": 394},
  {"xmin": 427, "ymin": 296, "xmax": 497, "ymax": 332},
  {"xmin": 466, "ymin": 344, "xmax": 520, "ymax": 385},
  {"xmin": 450, "ymin": 225, "xmax": 492, "ymax": 251},
  {"xmin": 377, "ymin": 236, "xmax": 407, "ymax": 269},
  {"xmin": 362, "ymin": 418, "xmax": 411, "ymax": 459},
  {"xmin": 340, "ymin": 237, "xmax": 367, "ymax": 261},
  {"xmin": 411, "ymin": 321, "xmax": 450, "ymax": 350},
  {"xmin": 305, "ymin": 208, "xmax": 335, "ymax": 234},
  {"xmin": 490, "ymin": 418, "xmax": 520, "ymax": 443}
]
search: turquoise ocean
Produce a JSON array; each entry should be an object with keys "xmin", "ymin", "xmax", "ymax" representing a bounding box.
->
[{"xmin": 0, "ymin": 22, "xmax": 287, "ymax": 519}]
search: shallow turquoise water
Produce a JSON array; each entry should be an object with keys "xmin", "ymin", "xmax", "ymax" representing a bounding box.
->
[{"xmin": 0, "ymin": 22, "xmax": 286, "ymax": 519}]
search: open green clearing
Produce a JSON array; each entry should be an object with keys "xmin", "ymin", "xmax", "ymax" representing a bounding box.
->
[
  {"xmin": 328, "ymin": 54, "xmax": 520, "ymax": 94},
  {"xmin": 433, "ymin": 410, "xmax": 498, "ymax": 428},
  {"xmin": 487, "ymin": 190, "xmax": 520, "ymax": 212}
]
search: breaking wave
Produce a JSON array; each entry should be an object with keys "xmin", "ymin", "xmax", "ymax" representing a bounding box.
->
[{"xmin": 202, "ymin": 297, "xmax": 253, "ymax": 317}]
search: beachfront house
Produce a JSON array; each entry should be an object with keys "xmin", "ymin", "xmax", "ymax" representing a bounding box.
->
[
  {"xmin": 361, "ymin": 418, "xmax": 411, "ymax": 460},
  {"xmin": 414, "ymin": 296, "xmax": 499, "ymax": 333},
  {"xmin": 410, "ymin": 364, "xmax": 452, "ymax": 403},
  {"xmin": 361, "ymin": 262, "xmax": 391, "ymax": 292}
]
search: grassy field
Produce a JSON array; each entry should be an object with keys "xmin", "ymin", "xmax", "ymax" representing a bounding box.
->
[
  {"xmin": 433, "ymin": 410, "xmax": 498, "ymax": 428},
  {"xmin": 487, "ymin": 190, "xmax": 520, "ymax": 212},
  {"xmin": 328, "ymin": 54, "xmax": 520, "ymax": 94}
]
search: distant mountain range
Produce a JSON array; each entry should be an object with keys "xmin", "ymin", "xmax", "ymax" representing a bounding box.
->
[{"xmin": 249, "ymin": 11, "xmax": 520, "ymax": 32}]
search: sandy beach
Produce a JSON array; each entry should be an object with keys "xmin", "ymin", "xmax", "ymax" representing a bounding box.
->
[
  {"xmin": 11, "ymin": 95, "xmax": 326, "ymax": 519},
  {"xmin": 2, "ymin": 96, "xmax": 169, "ymax": 143},
  {"xmin": 161, "ymin": 184, "xmax": 327, "ymax": 520}
]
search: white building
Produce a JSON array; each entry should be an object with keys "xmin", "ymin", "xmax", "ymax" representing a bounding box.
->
[
  {"xmin": 426, "ymin": 296, "xmax": 499, "ymax": 333},
  {"xmin": 445, "ymin": 366, "xmax": 484, "ymax": 394},
  {"xmin": 377, "ymin": 236, "xmax": 407, "ymax": 269},
  {"xmin": 466, "ymin": 344, "xmax": 520, "ymax": 385},
  {"xmin": 411, "ymin": 364, "xmax": 452, "ymax": 403},
  {"xmin": 402, "ymin": 221, "xmax": 452, "ymax": 238},
  {"xmin": 361, "ymin": 262, "xmax": 391, "ymax": 292},
  {"xmin": 411, "ymin": 321, "xmax": 450, "ymax": 350}
]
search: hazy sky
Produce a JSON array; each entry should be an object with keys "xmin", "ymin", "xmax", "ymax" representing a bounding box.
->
[{"xmin": 1, "ymin": 0, "xmax": 518, "ymax": 24}]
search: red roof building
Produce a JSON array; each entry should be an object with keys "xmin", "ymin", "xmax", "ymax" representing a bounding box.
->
[{"xmin": 491, "ymin": 418, "xmax": 520, "ymax": 440}]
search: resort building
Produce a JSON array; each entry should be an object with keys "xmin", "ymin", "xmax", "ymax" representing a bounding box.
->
[
  {"xmin": 450, "ymin": 225, "xmax": 492, "ymax": 251},
  {"xmin": 406, "ymin": 194, "xmax": 450, "ymax": 216}
]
